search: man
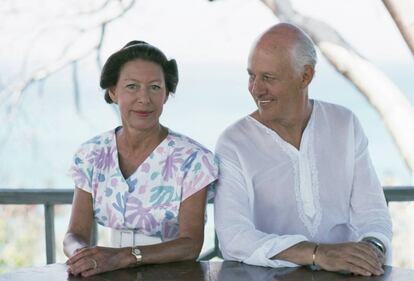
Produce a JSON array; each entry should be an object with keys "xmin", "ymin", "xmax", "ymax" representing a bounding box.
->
[{"xmin": 214, "ymin": 23, "xmax": 392, "ymax": 277}]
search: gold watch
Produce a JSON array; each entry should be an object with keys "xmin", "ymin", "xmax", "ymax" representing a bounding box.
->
[{"xmin": 131, "ymin": 246, "xmax": 143, "ymax": 265}]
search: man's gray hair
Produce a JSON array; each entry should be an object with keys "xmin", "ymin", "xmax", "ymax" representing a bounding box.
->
[{"xmin": 291, "ymin": 32, "xmax": 317, "ymax": 73}]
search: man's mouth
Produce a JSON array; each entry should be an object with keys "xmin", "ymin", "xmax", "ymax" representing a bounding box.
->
[
  {"xmin": 257, "ymin": 98, "xmax": 276, "ymax": 105},
  {"xmin": 258, "ymin": 100, "xmax": 272, "ymax": 104}
]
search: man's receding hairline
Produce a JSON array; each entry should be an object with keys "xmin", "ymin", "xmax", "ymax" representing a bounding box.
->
[{"xmin": 260, "ymin": 24, "xmax": 305, "ymax": 48}]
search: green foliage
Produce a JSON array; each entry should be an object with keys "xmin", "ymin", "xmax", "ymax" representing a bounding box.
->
[{"xmin": 0, "ymin": 206, "xmax": 42, "ymax": 273}]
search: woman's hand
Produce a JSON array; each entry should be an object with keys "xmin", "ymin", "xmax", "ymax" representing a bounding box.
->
[
  {"xmin": 66, "ymin": 246, "xmax": 134, "ymax": 277},
  {"xmin": 315, "ymin": 242, "xmax": 384, "ymax": 276}
]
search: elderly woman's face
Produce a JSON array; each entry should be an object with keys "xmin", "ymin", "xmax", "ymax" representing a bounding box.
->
[{"xmin": 110, "ymin": 59, "xmax": 167, "ymax": 131}]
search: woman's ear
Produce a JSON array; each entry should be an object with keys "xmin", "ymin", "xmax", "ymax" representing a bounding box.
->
[{"xmin": 108, "ymin": 87, "xmax": 118, "ymax": 104}]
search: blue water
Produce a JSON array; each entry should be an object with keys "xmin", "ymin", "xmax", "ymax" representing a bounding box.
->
[{"xmin": 0, "ymin": 56, "xmax": 412, "ymax": 186}]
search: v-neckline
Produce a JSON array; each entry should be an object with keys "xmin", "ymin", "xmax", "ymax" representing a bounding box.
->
[
  {"xmin": 248, "ymin": 100, "xmax": 317, "ymax": 154},
  {"xmin": 112, "ymin": 126, "xmax": 171, "ymax": 181}
]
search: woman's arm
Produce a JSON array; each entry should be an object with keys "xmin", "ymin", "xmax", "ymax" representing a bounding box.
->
[
  {"xmin": 63, "ymin": 187, "xmax": 93, "ymax": 257},
  {"xmin": 66, "ymin": 186, "xmax": 208, "ymax": 277},
  {"xmin": 138, "ymin": 186, "xmax": 207, "ymax": 264}
]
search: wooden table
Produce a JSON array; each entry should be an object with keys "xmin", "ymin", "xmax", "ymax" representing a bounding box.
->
[{"xmin": 1, "ymin": 261, "xmax": 414, "ymax": 281}]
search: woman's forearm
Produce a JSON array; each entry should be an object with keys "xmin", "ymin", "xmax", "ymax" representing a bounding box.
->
[
  {"xmin": 136, "ymin": 236, "xmax": 203, "ymax": 266},
  {"xmin": 63, "ymin": 232, "xmax": 90, "ymax": 257}
]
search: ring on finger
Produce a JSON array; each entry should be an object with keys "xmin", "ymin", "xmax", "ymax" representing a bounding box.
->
[{"xmin": 90, "ymin": 258, "xmax": 98, "ymax": 270}]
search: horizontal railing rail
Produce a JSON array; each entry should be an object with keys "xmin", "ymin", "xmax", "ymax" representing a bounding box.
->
[
  {"xmin": 383, "ymin": 186, "xmax": 414, "ymax": 203},
  {"xmin": 1, "ymin": 186, "xmax": 413, "ymax": 263}
]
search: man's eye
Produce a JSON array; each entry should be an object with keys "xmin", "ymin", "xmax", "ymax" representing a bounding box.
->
[
  {"xmin": 263, "ymin": 75, "xmax": 272, "ymax": 81},
  {"xmin": 151, "ymin": 85, "xmax": 161, "ymax": 90}
]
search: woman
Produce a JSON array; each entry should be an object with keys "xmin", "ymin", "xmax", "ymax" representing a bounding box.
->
[{"xmin": 64, "ymin": 41, "xmax": 218, "ymax": 277}]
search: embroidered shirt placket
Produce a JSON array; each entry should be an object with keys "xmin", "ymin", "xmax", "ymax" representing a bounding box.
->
[{"xmin": 299, "ymin": 152, "xmax": 316, "ymax": 219}]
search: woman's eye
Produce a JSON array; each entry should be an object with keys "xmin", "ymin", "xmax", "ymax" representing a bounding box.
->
[
  {"xmin": 151, "ymin": 85, "xmax": 161, "ymax": 90},
  {"xmin": 126, "ymin": 84, "xmax": 137, "ymax": 90}
]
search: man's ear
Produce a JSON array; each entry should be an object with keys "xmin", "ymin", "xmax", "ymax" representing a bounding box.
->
[
  {"xmin": 301, "ymin": 65, "xmax": 315, "ymax": 88},
  {"xmin": 108, "ymin": 87, "xmax": 118, "ymax": 104},
  {"xmin": 164, "ymin": 94, "xmax": 169, "ymax": 104}
]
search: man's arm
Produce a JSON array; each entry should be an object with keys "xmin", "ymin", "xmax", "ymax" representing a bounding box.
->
[
  {"xmin": 274, "ymin": 241, "xmax": 384, "ymax": 276},
  {"xmin": 349, "ymin": 115, "xmax": 392, "ymax": 263},
  {"xmin": 214, "ymin": 140, "xmax": 308, "ymax": 268}
]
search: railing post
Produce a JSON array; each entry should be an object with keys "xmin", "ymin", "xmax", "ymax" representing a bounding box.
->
[
  {"xmin": 44, "ymin": 203, "xmax": 56, "ymax": 264},
  {"xmin": 91, "ymin": 221, "xmax": 98, "ymax": 246}
]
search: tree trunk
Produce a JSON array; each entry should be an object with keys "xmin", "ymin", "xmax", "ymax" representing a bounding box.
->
[{"xmin": 382, "ymin": 0, "xmax": 414, "ymax": 58}]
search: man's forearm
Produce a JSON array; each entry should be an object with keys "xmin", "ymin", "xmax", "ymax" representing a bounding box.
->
[{"xmin": 271, "ymin": 241, "xmax": 317, "ymax": 265}]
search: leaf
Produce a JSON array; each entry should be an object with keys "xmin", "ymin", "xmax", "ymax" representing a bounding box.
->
[
  {"xmin": 151, "ymin": 172, "xmax": 159, "ymax": 180},
  {"xmin": 112, "ymin": 192, "xmax": 125, "ymax": 213},
  {"xmin": 150, "ymin": 186, "xmax": 174, "ymax": 205}
]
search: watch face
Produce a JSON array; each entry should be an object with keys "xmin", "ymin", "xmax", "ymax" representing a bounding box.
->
[
  {"xmin": 132, "ymin": 247, "xmax": 142, "ymax": 264},
  {"xmin": 133, "ymin": 248, "xmax": 141, "ymax": 255}
]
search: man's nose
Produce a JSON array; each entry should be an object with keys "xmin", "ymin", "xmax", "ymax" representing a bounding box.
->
[{"xmin": 250, "ymin": 79, "xmax": 266, "ymax": 96}]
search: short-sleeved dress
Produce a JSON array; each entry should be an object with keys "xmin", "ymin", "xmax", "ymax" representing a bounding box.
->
[{"xmin": 68, "ymin": 127, "xmax": 219, "ymax": 242}]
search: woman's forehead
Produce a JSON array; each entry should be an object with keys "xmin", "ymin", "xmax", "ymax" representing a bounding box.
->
[{"xmin": 119, "ymin": 59, "xmax": 164, "ymax": 78}]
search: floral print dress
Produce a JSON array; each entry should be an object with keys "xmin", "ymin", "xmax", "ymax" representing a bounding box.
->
[{"xmin": 68, "ymin": 127, "xmax": 218, "ymax": 241}]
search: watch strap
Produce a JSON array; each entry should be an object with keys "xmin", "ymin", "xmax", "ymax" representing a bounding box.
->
[{"xmin": 362, "ymin": 236, "xmax": 386, "ymax": 254}]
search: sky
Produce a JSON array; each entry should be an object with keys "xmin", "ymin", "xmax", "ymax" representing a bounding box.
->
[
  {"xmin": 0, "ymin": 0, "xmax": 413, "ymax": 185},
  {"xmin": 2, "ymin": 0, "xmax": 413, "ymax": 109},
  {"xmin": 1, "ymin": 0, "xmax": 412, "ymax": 69}
]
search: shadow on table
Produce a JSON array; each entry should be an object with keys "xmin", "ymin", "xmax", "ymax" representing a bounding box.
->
[
  {"xmin": 69, "ymin": 261, "xmax": 206, "ymax": 281},
  {"xmin": 214, "ymin": 262, "xmax": 393, "ymax": 281}
]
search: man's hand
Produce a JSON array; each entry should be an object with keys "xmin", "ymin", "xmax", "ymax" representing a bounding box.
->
[
  {"xmin": 315, "ymin": 242, "xmax": 384, "ymax": 276},
  {"xmin": 66, "ymin": 246, "xmax": 133, "ymax": 277}
]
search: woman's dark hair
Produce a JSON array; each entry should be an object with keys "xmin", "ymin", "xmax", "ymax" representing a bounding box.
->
[{"xmin": 100, "ymin": 40, "xmax": 179, "ymax": 104}]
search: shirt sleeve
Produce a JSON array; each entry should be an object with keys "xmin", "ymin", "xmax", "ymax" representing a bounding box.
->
[
  {"xmin": 214, "ymin": 135, "xmax": 308, "ymax": 268},
  {"xmin": 350, "ymin": 115, "xmax": 393, "ymax": 264},
  {"xmin": 181, "ymin": 149, "xmax": 219, "ymax": 202},
  {"xmin": 67, "ymin": 144, "xmax": 93, "ymax": 193}
]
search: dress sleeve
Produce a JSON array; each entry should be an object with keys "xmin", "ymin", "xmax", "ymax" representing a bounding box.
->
[
  {"xmin": 349, "ymin": 115, "xmax": 393, "ymax": 264},
  {"xmin": 181, "ymin": 149, "xmax": 218, "ymax": 202},
  {"xmin": 67, "ymin": 144, "xmax": 93, "ymax": 193},
  {"xmin": 214, "ymin": 135, "xmax": 307, "ymax": 268}
]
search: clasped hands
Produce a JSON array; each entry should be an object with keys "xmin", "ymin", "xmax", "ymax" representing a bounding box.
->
[
  {"xmin": 66, "ymin": 246, "xmax": 130, "ymax": 277},
  {"xmin": 315, "ymin": 242, "xmax": 385, "ymax": 276}
]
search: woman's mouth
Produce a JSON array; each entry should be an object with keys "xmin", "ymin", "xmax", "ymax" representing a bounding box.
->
[{"xmin": 132, "ymin": 110, "xmax": 153, "ymax": 117}]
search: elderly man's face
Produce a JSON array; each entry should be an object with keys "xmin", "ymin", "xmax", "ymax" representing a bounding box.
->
[{"xmin": 247, "ymin": 43, "xmax": 306, "ymax": 123}]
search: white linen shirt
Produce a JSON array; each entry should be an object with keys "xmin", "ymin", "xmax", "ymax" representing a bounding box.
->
[{"xmin": 214, "ymin": 100, "xmax": 392, "ymax": 267}]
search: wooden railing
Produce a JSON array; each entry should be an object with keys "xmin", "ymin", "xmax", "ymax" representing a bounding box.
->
[{"xmin": 1, "ymin": 186, "xmax": 413, "ymax": 264}]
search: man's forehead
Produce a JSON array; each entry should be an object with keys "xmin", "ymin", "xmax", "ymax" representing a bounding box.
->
[
  {"xmin": 249, "ymin": 43, "xmax": 290, "ymax": 63},
  {"xmin": 257, "ymin": 32, "xmax": 293, "ymax": 49}
]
